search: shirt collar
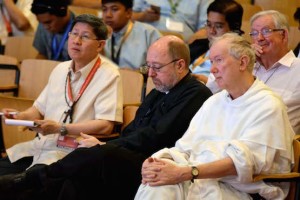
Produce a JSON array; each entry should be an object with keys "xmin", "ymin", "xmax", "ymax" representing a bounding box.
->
[
  {"xmin": 112, "ymin": 21, "xmax": 130, "ymax": 38},
  {"xmin": 69, "ymin": 55, "xmax": 100, "ymax": 79},
  {"xmin": 276, "ymin": 50, "xmax": 296, "ymax": 68}
]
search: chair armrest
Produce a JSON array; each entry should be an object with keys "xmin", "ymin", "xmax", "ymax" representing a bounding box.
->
[
  {"xmin": 123, "ymin": 102, "xmax": 141, "ymax": 107},
  {"xmin": 253, "ymin": 172, "xmax": 300, "ymax": 182},
  {"xmin": 0, "ymin": 85, "xmax": 18, "ymax": 90}
]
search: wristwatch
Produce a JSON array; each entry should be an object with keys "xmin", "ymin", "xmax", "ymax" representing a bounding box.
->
[
  {"xmin": 60, "ymin": 124, "xmax": 68, "ymax": 136},
  {"xmin": 191, "ymin": 166, "xmax": 199, "ymax": 183}
]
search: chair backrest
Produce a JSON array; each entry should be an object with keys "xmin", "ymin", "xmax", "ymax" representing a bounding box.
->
[
  {"xmin": 4, "ymin": 36, "xmax": 38, "ymax": 63},
  {"xmin": 286, "ymin": 136, "xmax": 300, "ymax": 200},
  {"xmin": 236, "ymin": 0, "xmax": 252, "ymax": 4},
  {"xmin": 121, "ymin": 105, "xmax": 139, "ymax": 131},
  {"xmin": 159, "ymin": 30, "xmax": 184, "ymax": 40},
  {"xmin": 18, "ymin": 59, "xmax": 60, "ymax": 99},
  {"xmin": 241, "ymin": 3, "xmax": 263, "ymax": 21},
  {"xmin": 241, "ymin": 20, "xmax": 252, "ymax": 42},
  {"xmin": 146, "ymin": 77, "xmax": 155, "ymax": 96},
  {"xmin": 91, "ymin": 105, "xmax": 139, "ymax": 140},
  {"xmin": 252, "ymin": 136, "xmax": 300, "ymax": 200},
  {"xmin": 0, "ymin": 95, "xmax": 36, "ymax": 149},
  {"xmin": 119, "ymin": 69, "xmax": 144, "ymax": 105},
  {"xmin": 288, "ymin": 26, "xmax": 300, "ymax": 51},
  {"xmin": 292, "ymin": 136, "xmax": 300, "ymax": 173},
  {"xmin": 69, "ymin": 5, "xmax": 100, "ymax": 17},
  {"xmin": 0, "ymin": 55, "xmax": 19, "ymax": 96}
]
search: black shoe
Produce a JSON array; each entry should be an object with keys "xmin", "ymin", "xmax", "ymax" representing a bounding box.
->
[{"xmin": 0, "ymin": 172, "xmax": 27, "ymax": 192}]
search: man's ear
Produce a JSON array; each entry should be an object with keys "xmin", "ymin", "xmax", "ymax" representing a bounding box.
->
[
  {"xmin": 97, "ymin": 40, "xmax": 106, "ymax": 53},
  {"xmin": 99, "ymin": 40, "xmax": 105, "ymax": 48},
  {"xmin": 239, "ymin": 55, "xmax": 249, "ymax": 71},
  {"xmin": 126, "ymin": 8, "xmax": 133, "ymax": 19},
  {"xmin": 177, "ymin": 59, "xmax": 186, "ymax": 72},
  {"xmin": 281, "ymin": 29, "xmax": 289, "ymax": 43}
]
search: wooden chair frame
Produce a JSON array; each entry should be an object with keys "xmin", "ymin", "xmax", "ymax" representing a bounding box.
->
[
  {"xmin": 252, "ymin": 135, "xmax": 300, "ymax": 200},
  {"xmin": 0, "ymin": 55, "xmax": 20, "ymax": 96}
]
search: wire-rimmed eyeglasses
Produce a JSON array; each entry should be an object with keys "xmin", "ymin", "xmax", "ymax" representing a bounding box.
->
[
  {"xmin": 68, "ymin": 31, "xmax": 99, "ymax": 42},
  {"xmin": 249, "ymin": 28, "xmax": 284, "ymax": 38},
  {"xmin": 140, "ymin": 59, "xmax": 180, "ymax": 74}
]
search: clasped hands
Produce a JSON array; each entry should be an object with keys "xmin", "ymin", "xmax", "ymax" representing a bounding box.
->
[{"xmin": 141, "ymin": 157, "xmax": 187, "ymax": 186}]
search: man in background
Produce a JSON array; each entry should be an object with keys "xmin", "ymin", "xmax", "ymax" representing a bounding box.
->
[
  {"xmin": 31, "ymin": 0, "xmax": 74, "ymax": 61},
  {"xmin": 102, "ymin": 0, "xmax": 161, "ymax": 70},
  {"xmin": 0, "ymin": 0, "xmax": 38, "ymax": 53}
]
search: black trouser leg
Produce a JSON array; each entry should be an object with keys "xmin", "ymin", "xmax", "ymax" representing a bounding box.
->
[
  {"xmin": 39, "ymin": 144, "xmax": 146, "ymax": 200},
  {"xmin": 0, "ymin": 156, "xmax": 32, "ymax": 176}
]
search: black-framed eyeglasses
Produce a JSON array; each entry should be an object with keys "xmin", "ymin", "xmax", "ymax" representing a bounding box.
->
[
  {"xmin": 140, "ymin": 59, "xmax": 180, "ymax": 74},
  {"xmin": 249, "ymin": 28, "xmax": 284, "ymax": 38},
  {"xmin": 68, "ymin": 31, "xmax": 99, "ymax": 42}
]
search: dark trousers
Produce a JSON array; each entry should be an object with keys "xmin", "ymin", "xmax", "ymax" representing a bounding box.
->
[
  {"xmin": 0, "ymin": 156, "xmax": 33, "ymax": 175},
  {"xmin": 38, "ymin": 144, "xmax": 146, "ymax": 200}
]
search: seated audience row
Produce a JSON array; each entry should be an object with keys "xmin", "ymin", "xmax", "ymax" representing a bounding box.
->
[
  {"xmin": 0, "ymin": 9, "xmax": 299, "ymax": 200},
  {"xmin": 0, "ymin": 33, "xmax": 213, "ymax": 199}
]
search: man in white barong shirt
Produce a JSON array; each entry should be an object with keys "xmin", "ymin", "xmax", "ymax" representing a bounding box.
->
[
  {"xmin": 0, "ymin": 14, "xmax": 123, "ymax": 175},
  {"xmin": 135, "ymin": 33, "xmax": 294, "ymax": 200}
]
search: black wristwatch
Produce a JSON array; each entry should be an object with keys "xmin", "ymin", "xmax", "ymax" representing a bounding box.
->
[
  {"xmin": 60, "ymin": 124, "xmax": 68, "ymax": 136},
  {"xmin": 191, "ymin": 166, "xmax": 199, "ymax": 183}
]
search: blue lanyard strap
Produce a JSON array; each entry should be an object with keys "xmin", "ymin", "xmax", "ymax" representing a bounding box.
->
[{"xmin": 51, "ymin": 19, "xmax": 73, "ymax": 60}]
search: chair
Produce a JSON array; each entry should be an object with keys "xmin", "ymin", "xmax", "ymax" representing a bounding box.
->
[
  {"xmin": 119, "ymin": 68, "xmax": 144, "ymax": 105},
  {"xmin": 241, "ymin": 20, "xmax": 252, "ymax": 43},
  {"xmin": 236, "ymin": 0, "xmax": 252, "ymax": 4},
  {"xmin": 91, "ymin": 105, "xmax": 139, "ymax": 141},
  {"xmin": 288, "ymin": 26, "xmax": 300, "ymax": 51},
  {"xmin": 4, "ymin": 36, "xmax": 38, "ymax": 63},
  {"xmin": 241, "ymin": 4, "xmax": 263, "ymax": 21},
  {"xmin": 121, "ymin": 105, "xmax": 139, "ymax": 131},
  {"xmin": 159, "ymin": 30, "xmax": 184, "ymax": 40},
  {"xmin": 254, "ymin": 0, "xmax": 299, "ymax": 26},
  {"xmin": 0, "ymin": 95, "xmax": 36, "ymax": 149},
  {"xmin": 0, "ymin": 55, "xmax": 20, "ymax": 96},
  {"xmin": 18, "ymin": 59, "xmax": 60, "ymax": 99},
  {"xmin": 145, "ymin": 77, "xmax": 155, "ymax": 96},
  {"xmin": 69, "ymin": 5, "xmax": 100, "ymax": 17},
  {"xmin": 252, "ymin": 135, "xmax": 300, "ymax": 200}
]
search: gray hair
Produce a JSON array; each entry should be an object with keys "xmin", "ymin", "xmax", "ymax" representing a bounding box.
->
[
  {"xmin": 250, "ymin": 10, "xmax": 289, "ymax": 30},
  {"xmin": 211, "ymin": 33, "xmax": 256, "ymax": 72},
  {"xmin": 71, "ymin": 14, "xmax": 108, "ymax": 40}
]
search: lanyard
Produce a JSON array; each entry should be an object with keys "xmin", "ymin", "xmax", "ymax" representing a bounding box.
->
[
  {"xmin": 168, "ymin": 0, "xmax": 181, "ymax": 14},
  {"xmin": 111, "ymin": 21, "xmax": 134, "ymax": 64},
  {"xmin": 192, "ymin": 51, "xmax": 208, "ymax": 70},
  {"xmin": 63, "ymin": 57, "xmax": 101, "ymax": 123},
  {"xmin": 0, "ymin": 4, "xmax": 13, "ymax": 36},
  {"xmin": 51, "ymin": 19, "xmax": 73, "ymax": 60}
]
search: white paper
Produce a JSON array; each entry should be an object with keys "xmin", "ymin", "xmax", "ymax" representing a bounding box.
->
[
  {"xmin": 5, "ymin": 119, "xmax": 35, "ymax": 127},
  {"xmin": 0, "ymin": 112, "xmax": 18, "ymax": 116},
  {"xmin": 166, "ymin": 18, "xmax": 184, "ymax": 32}
]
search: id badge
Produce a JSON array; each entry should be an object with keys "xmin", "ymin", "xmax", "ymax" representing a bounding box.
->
[{"xmin": 57, "ymin": 135, "xmax": 79, "ymax": 150}]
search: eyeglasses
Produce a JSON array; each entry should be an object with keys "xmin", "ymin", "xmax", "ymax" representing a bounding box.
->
[
  {"xmin": 68, "ymin": 32, "xmax": 99, "ymax": 42},
  {"xmin": 140, "ymin": 59, "xmax": 180, "ymax": 74},
  {"xmin": 205, "ymin": 22, "xmax": 225, "ymax": 31},
  {"xmin": 249, "ymin": 28, "xmax": 284, "ymax": 38}
]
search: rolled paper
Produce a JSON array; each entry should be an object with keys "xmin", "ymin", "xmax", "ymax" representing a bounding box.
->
[{"xmin": 5, "ymin": 119, "xmax": 35, "ymax": 127}]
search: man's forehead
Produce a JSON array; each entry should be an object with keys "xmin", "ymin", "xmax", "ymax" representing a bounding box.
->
[
  {"xmin": 210, "ymin": 41, "xmax": 228, "ymax": 55},
  {"xmin": 252, "ymin": 15, "xmax": 274, "ymax": 26}
]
